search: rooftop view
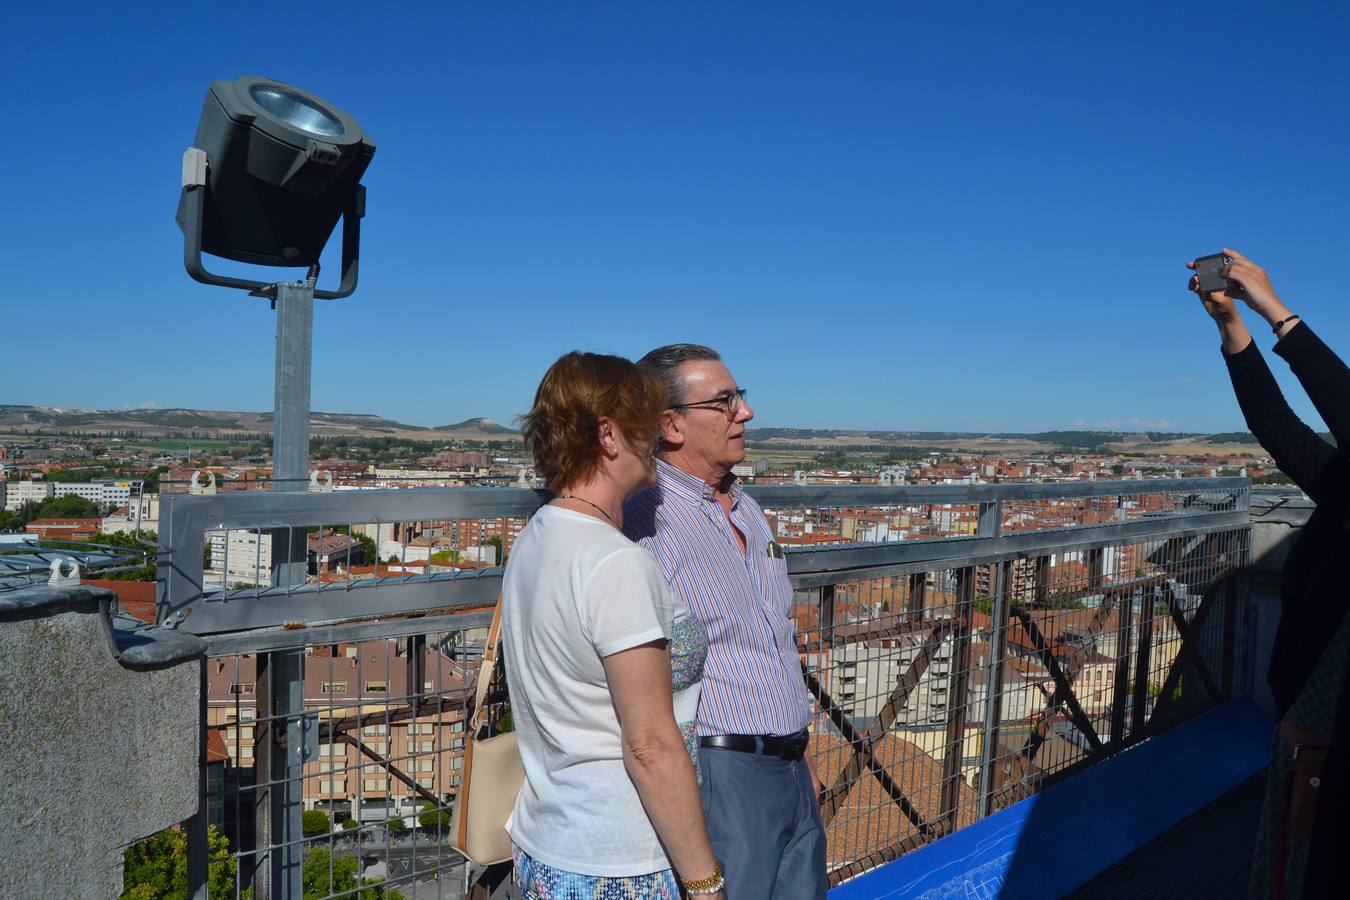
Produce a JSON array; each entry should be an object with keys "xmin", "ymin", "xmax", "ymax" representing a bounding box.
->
[{"xmin": 2, "ymin": 4, "xmax": 1346, "ymax": 899}]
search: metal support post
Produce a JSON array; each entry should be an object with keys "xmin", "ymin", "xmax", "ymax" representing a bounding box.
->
[
  {"xmin": 908, "ymin": 572, "xmax": 927, "ymax": 627},
  {"xmin": 940, "ymin": 568, "xmax": 975, "ymax": 826},
  {"xmin": 820, "ymin": 584, "xmax": 836, "ymax": 648},
  {"xmin": 254, "ymin": 280, "xmax": 315, "ymax": 899},
  {"xmin": 1131, "ymin": 586, "xmax": 1157, "ymax": 730},
  {"xmin": 977, "ymin": 561, "xmax": 1011, "ymax": 818},
  {"xmin": 1109, "ymin": 585, "xmax": 1134, "ymax": 744}
]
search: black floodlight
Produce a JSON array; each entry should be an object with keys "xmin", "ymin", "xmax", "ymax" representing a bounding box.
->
[{"xmin": 176, "ymin": 75, "xmax": 375, "ymax": 298}]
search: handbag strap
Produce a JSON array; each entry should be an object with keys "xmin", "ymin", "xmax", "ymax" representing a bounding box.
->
[
  {"xmin": 472, "ymin": 592, "xmax": 506, "ymax": 729},
  {"xmin": 457, "ymin": 591, "xmax": 505, "ymax": 853}
]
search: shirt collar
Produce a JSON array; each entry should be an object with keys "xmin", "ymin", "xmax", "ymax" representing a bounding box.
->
[{"xmin": 656, "ymin": 458, "xmax": 743, "ymax": 507}]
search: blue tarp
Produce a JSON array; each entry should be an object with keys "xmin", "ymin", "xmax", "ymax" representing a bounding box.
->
[{"xmin": 829, "ymin": 698, "xmax": 1272, "ymax": 899}]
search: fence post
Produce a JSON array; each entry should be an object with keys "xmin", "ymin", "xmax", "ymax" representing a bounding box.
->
[
  {"xmin": 940, "ymin": 567, "xmax": 976, "ymax": 828},
  {"xmin": 1131, "ymin": 586, "xmax": 1157, "ymax": 732},
  {"xmin": 977, "ymin": 561, "xmax": 1011, "ymax": 819}
]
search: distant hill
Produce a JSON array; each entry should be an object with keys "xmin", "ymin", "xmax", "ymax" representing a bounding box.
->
[
  {"xmin": 743, "ymin": 427, "xmax": 1263, "ymax": 455},
  {"xmin": 0, "ymin": 404, "xmax": 516, "ymax": 441},
  {"xmin": 0, "ymin": 403, "xmax": 1277, "ymax": 450},
  {"xmin": 433, "ymin": 418, "xmax": 516, "ymax": 435}
]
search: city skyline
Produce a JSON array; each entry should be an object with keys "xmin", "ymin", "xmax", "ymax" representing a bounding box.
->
[{"xmin": 4, "ymin": 3, "xmax": 1347, "ymax": 433}]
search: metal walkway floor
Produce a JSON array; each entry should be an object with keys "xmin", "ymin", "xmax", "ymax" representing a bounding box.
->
[{"xmin": 1067, "ymin": 770, "xmax": 1267, "ymax": 899}]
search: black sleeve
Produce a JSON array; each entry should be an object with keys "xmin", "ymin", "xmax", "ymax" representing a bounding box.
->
[
  {"xmin": 1223, "ymin": 337, "xmax": 1338, "ymax": 500},
  {"xmin": 1272, "ymin": 321, "xmax": 1350, "ymax": 451}
]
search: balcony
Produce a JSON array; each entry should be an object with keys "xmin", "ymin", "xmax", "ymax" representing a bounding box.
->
[{"xmin": 0, "ymin": 477, "xmax": 1294, "ymax": 898}]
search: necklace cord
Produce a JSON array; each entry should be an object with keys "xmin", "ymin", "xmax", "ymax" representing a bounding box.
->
[{"xmin": 559, "ymin": 494, "xmax": 619, "ymax": 528}]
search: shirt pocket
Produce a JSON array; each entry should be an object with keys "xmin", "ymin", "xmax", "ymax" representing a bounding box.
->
[{"xmin": 761, "ymin": 552, "xmax": 795, "ymax": 619}]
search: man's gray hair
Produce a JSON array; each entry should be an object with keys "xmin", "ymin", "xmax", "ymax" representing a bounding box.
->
[{"xmin": 637, "ymin": 343, "xmax": 721, "ymax": 408}]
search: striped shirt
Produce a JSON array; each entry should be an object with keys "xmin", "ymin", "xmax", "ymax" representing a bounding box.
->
[{"xmin": 625, "ymin": 459, "xmax": 812, "ymax": 737}]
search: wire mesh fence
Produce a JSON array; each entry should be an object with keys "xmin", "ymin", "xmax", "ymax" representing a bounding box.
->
[
  {"xmin": 150, "ymin": 478, "xmax": 1254, "ymax": 895},
  {"xmin": 203, "ymin": 618, "xmax": 491, "ymax": 899},
  {"xmin": 796, "ymin": 523, "xmax": 1252, "ymax": 885}
]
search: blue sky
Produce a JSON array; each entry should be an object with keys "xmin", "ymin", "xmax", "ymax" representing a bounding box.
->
[{"xmin": 3, "ymin": 2, "xmax": 1347, "ymax": 433}]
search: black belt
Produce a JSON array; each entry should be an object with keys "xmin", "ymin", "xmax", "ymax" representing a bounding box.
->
[{"xmin": 699, "ymin": 730, "xmax": 809, "ymax": 761}]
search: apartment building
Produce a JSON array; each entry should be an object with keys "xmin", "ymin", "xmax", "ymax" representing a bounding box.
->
[
  {"xmin": 208, "ymin": 530, "xmax": 274, "ymax": 586},
  {"xmin": 206, "ymin": 638, "xmax": 473, "ymax": 827},
  {"xmin": 4, "ymin": 479, "xmax": 53, "ymax": 512}
]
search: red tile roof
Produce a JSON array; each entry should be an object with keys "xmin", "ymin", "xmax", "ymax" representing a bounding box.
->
[{"xmin": 82, "ymin": 578, "xmax": 156, "ymax": 623}]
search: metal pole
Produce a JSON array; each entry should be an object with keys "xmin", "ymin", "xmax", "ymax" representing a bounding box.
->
[
  {"xmin": 256, "ymin": 280, "xmax": 314, "ymax": 899},
  {"xmin": 977, "ymin": 561, "xmax": 1010, "ymax": 819}
]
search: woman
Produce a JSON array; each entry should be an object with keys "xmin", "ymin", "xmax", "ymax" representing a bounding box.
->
[
  {"xmin": 1188, "ymin": 249, "xmax": 1350, "ymax": 899},
  {"xmin": 501, "ymin": 351, "xmax": 724, "ymax": 899}
]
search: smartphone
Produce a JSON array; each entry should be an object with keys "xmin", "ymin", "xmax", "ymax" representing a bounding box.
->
[{"xmin": 1194, "ymin": 253, "xmax": 1240, "ymax": 295}]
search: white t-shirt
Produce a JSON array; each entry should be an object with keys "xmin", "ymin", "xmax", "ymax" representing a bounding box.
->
[{"xmin": 502, "ymin": 504, "xmax": 700, "ymax": 876}]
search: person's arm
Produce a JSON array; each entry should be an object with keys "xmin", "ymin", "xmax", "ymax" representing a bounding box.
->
[
  {"xmin": 1221, "ymin": 249, "xmax": 1350, "ymax": 448},
  {"xmin": 1189, "ymin": 255, "xmax": 1336, "ymax": 497},
  {"xmin": 603, "ymin": 644, "xmax": 724, "ymax": 897}
]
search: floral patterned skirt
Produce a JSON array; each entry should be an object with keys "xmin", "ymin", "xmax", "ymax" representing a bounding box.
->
[{"xmin": 513, "ymin": 845, "xmax": 681, "ymax": 900}]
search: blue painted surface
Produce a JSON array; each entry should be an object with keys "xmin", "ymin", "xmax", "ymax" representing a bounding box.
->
[{"xmin": 829, "ymin": 699, "xmax": 1273, "ymax": 899}]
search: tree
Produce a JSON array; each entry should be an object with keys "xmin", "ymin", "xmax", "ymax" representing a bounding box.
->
[
  {"xmin": 300, "ymin": 846, "xmax": 405, "ymax": 900},
  {"xmin": 90, "ymin": 531, "xmax": 157, "ymax": 581},
  {"xmin": 302, "ymin": 809, "xmax": 331, "ymax": 837},
  {"xmin": 37, "ymin": 493, "xmax": 101, "ymax": 519},
  {"xmin": 418, "ymin": 801, "xmax": 450, "ymax": 832},
  {"xmin": 119, "ymin": 825, "xmax": 236, "ymax": 899},
  {"xmin": 385, "ymin": 816, "xmax": 408, "ymax": 837}
]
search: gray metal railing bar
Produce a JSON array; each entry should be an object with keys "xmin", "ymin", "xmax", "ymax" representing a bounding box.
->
[
  {"xmin": 786, "ymin": 513, "xmax": 1250, "ymax": 587},
  {"xmin": 204, "ymin": 610, "xmax": 495, "ymax": 656},
  {"xmin": 748, "ymin": 476, "xmax": 1248, "ymax": 507}
]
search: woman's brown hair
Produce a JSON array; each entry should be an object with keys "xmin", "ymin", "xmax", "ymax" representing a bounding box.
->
[{"xmin": 520, "ymin": 352, "xmax": 666, "ymax": 492}]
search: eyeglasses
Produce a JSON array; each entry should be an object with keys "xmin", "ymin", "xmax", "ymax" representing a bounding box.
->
[{"xmin": 670, "ymin": 388, "xmax": 748, "ymax": 420}]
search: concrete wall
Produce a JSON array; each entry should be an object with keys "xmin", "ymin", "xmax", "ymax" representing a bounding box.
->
[{"xmin": 0, "ymin": 600, "xmax": 201, "ymax": 898}]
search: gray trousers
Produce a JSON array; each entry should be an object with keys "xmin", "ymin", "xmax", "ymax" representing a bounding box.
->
[{"xmin": 698, "ymin": 745, "xmax": 828, "ymax": 900}]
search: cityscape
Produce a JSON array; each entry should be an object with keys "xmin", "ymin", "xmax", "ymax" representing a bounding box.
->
[
  {"xmin": 0, "ymin": 404, "xmax": 1275, "ymax": 892},
  {"xmin": 4, "ymin": 3, "xmax": 1340, "ymax": 897}
]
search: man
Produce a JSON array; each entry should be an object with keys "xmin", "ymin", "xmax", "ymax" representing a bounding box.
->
[{"xmin": 625, "ymin": 343, "xmax": 827, "ymax": 900}]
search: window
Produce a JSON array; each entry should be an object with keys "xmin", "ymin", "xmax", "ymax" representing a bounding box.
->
[
  {"xmin": 363, "ymin": 724, "xmax": 388, "ymax": 736},
  {"xmin": 418, "ymin": 759, "xmax": 434, "ymax": 773},
  {"xmin": 241, "ymin": 745, "xmax": 254, "ymax": 759},
  {"xmin": 370, "ymin": 743, "xmax": 388, "ymax": 756},
  {"xmin": 365, "ymin": 680, "xmax": 388, "ymax": 694},
  {"xmin": 321, "ymin": 681, "xmax": 348, "ymax": 693},
  {"xmin": 344, "ymin": 646, "xmax": 358, "ymax": 658},
  {"xmin": 423, "ymin": 681, "xmax": 434, "ymax": 692},
  {"xmin": 363, "ymin": 778, "xmax": 388, "ymax": 792},
  {"xmin": 320, "ymin": 779, "xmax": 346, "ymax": 794},
  {"xmin": 418, "ymin": 777, "xmax": 435, "ymax": 790},
  {"xmin": 319, "ymin": 743, "xmax": 340, "ymax": 757},
  {"xmin": 228, "ymin": 682, "xmax": 254, "ymax": 695},
  {"xmin": 319, "ymin": 762, "xmax": 333, "ymax": 773},
  {"xmin": 420, "ymin": 723, "xmax": 435, "ymax": 734},
  {"xmin": 451, "ymin": 757, "xmax": 462, "ymax": 770}
]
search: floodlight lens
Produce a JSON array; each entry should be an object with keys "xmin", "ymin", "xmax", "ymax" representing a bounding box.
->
[{"xmin": 248, "ymin": 85, "xmax": 344, "ymax": 137}]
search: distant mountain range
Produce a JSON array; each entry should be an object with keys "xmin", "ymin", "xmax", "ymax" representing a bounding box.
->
[
  {"xmin": 0, "ymin": 405, "xmax": 517, "ymax": 441},
  {"xmin": 0, "ymin": 404, "xmax": 1269, "ymax": 452}
]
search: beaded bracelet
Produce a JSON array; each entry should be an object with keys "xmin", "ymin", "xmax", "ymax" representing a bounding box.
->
[
  {"xmin": 1272, "ymin": 314, "xmax": 1299, "ymax": 335},
  {"xmin": 682, "ymin": 860, "xmax": 725, "ymax": 895}
]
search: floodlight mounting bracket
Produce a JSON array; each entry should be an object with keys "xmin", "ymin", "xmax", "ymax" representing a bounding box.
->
[{"xmin": 178, "ymin": 147, "xmax": 364, "ymax": 300}]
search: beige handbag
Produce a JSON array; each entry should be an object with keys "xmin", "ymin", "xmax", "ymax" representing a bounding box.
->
[{"xmin": 450, "ymin": 595, "xmax": 525, "ymax": 865}]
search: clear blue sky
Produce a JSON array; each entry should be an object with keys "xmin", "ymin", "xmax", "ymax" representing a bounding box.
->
[{"xmin": 4, "ymin": 2, "xmax": 1347, "ymax": 433}]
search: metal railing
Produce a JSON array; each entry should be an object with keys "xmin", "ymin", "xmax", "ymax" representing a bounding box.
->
[{"xmin": 152, "ymin": 477, "xmax": 1253, "ymax": 896}]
